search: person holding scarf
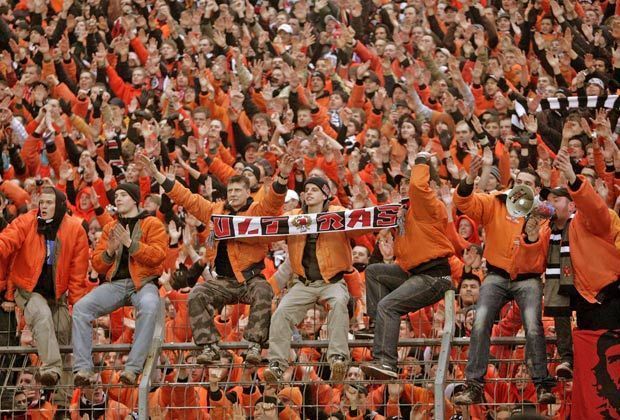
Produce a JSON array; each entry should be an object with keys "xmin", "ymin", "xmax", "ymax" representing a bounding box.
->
[
  {"xmin": 0, "ymin": 186, "xmax": 89, "ymax": 413},
  {"xmin": 263, "ymin": 176, "xmax": 360, "ymax": 383}
]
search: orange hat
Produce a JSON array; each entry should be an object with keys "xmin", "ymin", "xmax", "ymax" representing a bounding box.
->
[{"xmin": 278, "ymin": 387, "xmax": 303, "ymax": 406}]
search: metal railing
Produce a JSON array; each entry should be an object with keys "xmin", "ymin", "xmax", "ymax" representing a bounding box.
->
[
  {"xmin": 0, "ymin": 290, "xmax": 566, "ymax": 418},
  {"xmin": 434, "ymin": 290, "xmax": 455, "ymax": 418}
]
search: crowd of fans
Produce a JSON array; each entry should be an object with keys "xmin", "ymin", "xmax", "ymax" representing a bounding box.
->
[{"xmin": 0, "ymin": 0, "xmax": 618, "ymax": 418}]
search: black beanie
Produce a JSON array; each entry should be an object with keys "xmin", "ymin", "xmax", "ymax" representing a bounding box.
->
[
  {"xmin": 242, "ymin": 164, "xmax": 261, "ymax": 181},
  {"xmin": 116, "ymin": 183, "xmax": 141, "ymax": 205},
  {"xmin": 304, "ymin": 177, "xmax": 331, "ymax": 199}
]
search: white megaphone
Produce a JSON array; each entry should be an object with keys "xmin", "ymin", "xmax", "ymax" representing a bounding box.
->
[{"xmin": 506, "ymin": 184, "xmax": 536, "ymax": 218}]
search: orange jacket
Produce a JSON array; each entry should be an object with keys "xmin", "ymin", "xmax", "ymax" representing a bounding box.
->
[
  {"xmin": 286, "ymin": 205, "xmax": 355, "ymax": 282},
  {"xmin": 453, "ymin": 186, "xmax": 526, "ymax": 275},
  {"xmin": 162, "ymin": 180, "xmax": 285, "ymax": 282},
  {"xmin": 512, "ymin": 178, "xmax": 620, "ymax": 303},
  {"xmin": 92, "ymin": 213, "xmax": 168, "ymax": 290},
  {"xmin": 394, "ymin": 164, "xmax": 454, "ymax": 272},
  {"xmin": 106, "ymin": 66, "xmax": 143, "ymax": 105},
  {"xmin": 0, "ymin": 210, "xmax": 89, "ymax": 304}
]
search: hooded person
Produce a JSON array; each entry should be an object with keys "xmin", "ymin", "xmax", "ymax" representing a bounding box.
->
[
  {"xmin": 71, "ymin": 187, "xmax": 97, "ymax": 224},
  {"xmin": 0, "ymin": 186, "xmax": 89, "ymax": 413},
  {"xmin": 72, "ymin": 182, "xmax": 168, "ymax": 387}
]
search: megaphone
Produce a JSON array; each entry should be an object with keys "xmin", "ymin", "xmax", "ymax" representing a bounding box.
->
[{"xmin": 506, "ymin": 185, "xmax": 536, "ymax": 218}]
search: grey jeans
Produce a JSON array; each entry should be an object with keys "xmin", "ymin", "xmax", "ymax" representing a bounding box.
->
[
  {"xmin": 268, "ymin": 279, "xmax": 350, "ymax": 368},
  {"xmin": 72, "ymin": 279, "xmax": 161, "ymax": 374},
  {"xmin": 365, "ymin": 263, "xmax": 452, "ymax": 370},
  {"xmin": 465, "ymin": 273, "xmax": 553, "ymax": 387}
]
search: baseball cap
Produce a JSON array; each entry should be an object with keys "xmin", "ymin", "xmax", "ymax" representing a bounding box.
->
[
  {"xmin": 540, "ymin": 187, "xmax": 572, "ymax": 201},
  {"xmin": 285, "ymin": 190, "xmax": 300, "ymax": 203},
  {"xmin": 277, "ymin": 24, "xmax": 293, "ymax": 34},
  {"xmin": 587, "ymin": 77, "xmax": 605, "ymax": 89}
]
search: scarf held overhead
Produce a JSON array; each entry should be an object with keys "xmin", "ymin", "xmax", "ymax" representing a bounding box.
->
[{"xmin": 209, "ymin": 204, "xmax": 404, "ymax": 241}]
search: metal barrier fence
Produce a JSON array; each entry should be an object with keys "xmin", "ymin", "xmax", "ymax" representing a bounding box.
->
[{"xmin": 0, "ymin": 291, "xmax": 569, "ymax": 419}]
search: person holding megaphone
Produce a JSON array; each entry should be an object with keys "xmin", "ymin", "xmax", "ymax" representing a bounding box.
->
[
  {"xmin": 513, "ymin": 146, "xmax": 620, "ymax": 380},
  {"xmin": 452, "ymin": 153, "xmax": 557, "ymax": 406}
]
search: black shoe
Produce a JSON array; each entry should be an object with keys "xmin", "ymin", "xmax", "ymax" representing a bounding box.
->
[
  {"xmin": 263, "ymin": 362, "xmax": 285, "ymax": 383},
  {"xmin": 354, "ymin": 327, "xmax": 375, "ymax": 339},
  {"xmin": 453, "ymin": 383, "xmax": 484, "ymax": 405},
  {"xmin": 555, "ymin": 361, "xmax": 573, "ymax": 379},
  {"xmin": 361, "ymin": 362, "xmax": 398, "ymax": 380},
  {"xmin": 537, "ymin": 385, "xmax": 556, "ymax": 404}
]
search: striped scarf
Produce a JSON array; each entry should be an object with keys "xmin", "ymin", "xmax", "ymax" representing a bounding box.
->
[
  {"xmin": 512, "ymin": 95, "xmax": 619, "ymax": 130},
  {"xmin": 543, "ymin": 214, "xmax": 576, "ymax": 317}
]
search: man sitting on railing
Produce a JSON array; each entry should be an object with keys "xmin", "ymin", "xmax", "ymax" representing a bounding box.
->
[
  {"xmin": 452, "ymin": 158, "xmax": 556, "ymax": 405},
  {"xmin": 361, "ymin": 155, "xmax": 455, "ymax": 380},
  {"xmin": 0, "ymin": 187, "xmax": 89, "ymax": 390},
  {"xmin": 72, "ymin": 183, "xmax": 168, "ymax": 387},
  {"xmin": 137, "ymin": 154, "xmax": 293, "ymax": 366},
  {"xmin": 263, "ymin": 176, "xmax": 360, "ymax": 384}
]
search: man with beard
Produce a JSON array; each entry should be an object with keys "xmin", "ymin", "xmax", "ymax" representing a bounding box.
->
[
  {"xmin": 72, "ymin": 183, "xmax": 168, "ymax": 386},
  {"xmin": 593, "ymin": 330, "xmax": 620, "ymax": 418},
  {"xmin": 0, "ymin": 186, "xmax": 88, "ymax": 415},
  {"xmin": 137, "ymin": 154, "xmax": 293, "ymax": 366},
  {"xmin": 264, "ymin": 177, "xmax": 357, "ymax": 383},
  {"xmin": 516, "ymin": 147, "xmax": 620, "ymax": 380}
]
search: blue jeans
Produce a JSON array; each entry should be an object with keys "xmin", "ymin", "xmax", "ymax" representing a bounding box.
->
[
  {"xmin": 465, "ymin": 274, "xmax": 553, "ymax": 387},
  {"xmin": 72, "ymin": 279, "xmax": 161, "ymax": 374},
  {"xmin": 366, "ymin": 263, "xmax": 452, "ymax": 370}
]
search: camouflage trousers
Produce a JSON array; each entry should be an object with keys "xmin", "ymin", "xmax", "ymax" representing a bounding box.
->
[{"xmin": 188, "ymin": 275, "xmax": 273, "ymax": 346}]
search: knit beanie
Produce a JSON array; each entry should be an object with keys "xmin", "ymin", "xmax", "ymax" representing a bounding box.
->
[
  {"xmin": 304, "ymin": 177, "xmax": 331, "ymax": 200},
  {"xmin": 116, "ymin": 183, "xmax": 141, "ymax": 205}
]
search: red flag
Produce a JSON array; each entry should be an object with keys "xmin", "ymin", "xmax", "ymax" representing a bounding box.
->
[{"xmin": 573, "ymin": 329, "xmax": 620, "ymax": 419}]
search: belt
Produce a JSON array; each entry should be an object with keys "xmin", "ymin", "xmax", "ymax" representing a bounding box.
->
[
  {"xmin": 408, "ymin": 257, "xmax": 451, "ymax": 277},
  {"xmin": 487, "ymin": 263, "xmax": 541, "ymax": 282},
  {"xmin": 241, "ymin": 262, "xmax": 266, "ymax": 281},
  {"xmin": 299, "ymin": 271, "xmax": 344, "ymax": 286}
]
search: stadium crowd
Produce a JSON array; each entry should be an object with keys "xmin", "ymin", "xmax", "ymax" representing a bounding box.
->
[{"xmin": 0, "ymin": 0, "xmax": 618, "ymax": 418}]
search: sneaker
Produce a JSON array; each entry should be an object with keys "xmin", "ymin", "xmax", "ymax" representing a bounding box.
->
[
  {"xmin": 38, "ymin": 370, "xmax": 60, "ymax": 387},
  {"xmin": 119, "ymin": 370, "xmax": 138, "ymax": 386},
  {"xmin": 361, "ymin": 362, "xmax": 398, "ymax": 380},
  {"xmin": 263, "ymin": 362, "xmax": 285, "ymax": 383},
  {"xmin": 244, "ymin": 343, "xmax": 262, "ymax": 365},
  {"xmin": 73, "ymin": 370, "xmax": 96, "ymax": 388},
  {"xmin": 555, "ymin": 361, "xmax": 573, "ymax": 379},
  {"xmin": 537, "ymin": 385, "xmax": 556, "ymax": 404},
  {"xmin": 354, "ymin": 326, "xmax": 375, "ymax": 339},
  {"xmin": 197, "ymin": 344, "xmax": 221, "ymax": 365},
  {"xmin": 453, "ymin": 383, "xmax": 484, "ymax": 405},
  {"xmin": 329, "ymin": 355, "xmax": 348, "ymax": 382}
]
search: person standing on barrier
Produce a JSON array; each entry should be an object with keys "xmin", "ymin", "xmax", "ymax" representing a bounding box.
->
[
  {"xmin": 452, "ymin": 155, "xmax": 556, "ymax": 405},
  {"xmin": 137, "ymin": 154, "xmax": 293, "ymax": 365},
  {"xmin": 361, "ymin": 153, "xmax": 455, "ymax": 380},
  {"xmin": 72, "ymin": 183, "xmax": 168, "ymax": 386},
  {"xmin": 263, "ymin": 177, "xmax": 357, "ymax": 384},
  {"xmin": 515, "ymin": 147, "xmax": 620, "ymax": 378},
  {"xmin": 0, "ymin": 186, "xmax": 88, "ymax": 406}
]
